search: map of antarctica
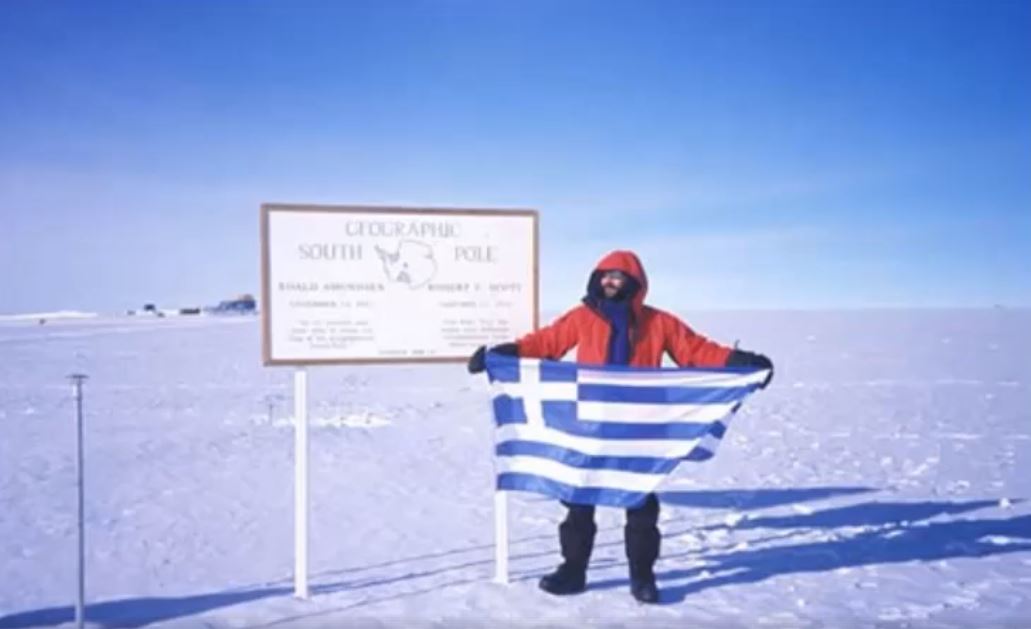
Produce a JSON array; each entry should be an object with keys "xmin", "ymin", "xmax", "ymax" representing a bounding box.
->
[{"xmin": 374, "ymin": 240, "xmax": 438, "ymax": 288}]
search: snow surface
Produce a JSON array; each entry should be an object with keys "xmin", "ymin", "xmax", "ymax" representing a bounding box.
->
[
  {"xmin": 1, "ymin": 310, "xmax": 1030, "ymax": 627},
  {"xmin": 0, "ymin": 312, "xmax": 98, "ymax": 322}
]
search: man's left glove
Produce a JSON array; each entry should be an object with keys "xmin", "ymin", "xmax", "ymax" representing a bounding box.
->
[
  {"xmin": 467, "ymin": 342, "xmax": 519, "ymax": 374},
  {"xmin": 726, "ymin": 349, "xmax": 774, "ymax": 389}
]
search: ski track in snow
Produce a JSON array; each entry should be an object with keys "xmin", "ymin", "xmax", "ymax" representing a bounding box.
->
[{"xmin": 1, "ymin": 310, "xmax": 1030, "ymax": 627}]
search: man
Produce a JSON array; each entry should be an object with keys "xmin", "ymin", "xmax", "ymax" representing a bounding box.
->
[{"xmin": 468, "ymin": 250, "xmax": 773, "ymax": 604}]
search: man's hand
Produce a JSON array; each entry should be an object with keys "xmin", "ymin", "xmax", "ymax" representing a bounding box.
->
[
  {"xmin": 467, "ymin": 342, "xmax": 519, "ymax": 374},
  {"xmin": 726, "ymin": 349, "xmax": 774, "ymax": 389}
]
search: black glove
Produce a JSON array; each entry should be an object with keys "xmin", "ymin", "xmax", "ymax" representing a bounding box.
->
[
  {"xmin": 726, "ymin": 349, "xmax": 774, "ymax": 389},
  {"xmin": 467, "ymin": 342, "xmax": 519, "ymax": 374}
]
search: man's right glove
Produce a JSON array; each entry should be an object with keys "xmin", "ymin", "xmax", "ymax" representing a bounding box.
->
[
  {"xmin": 725, "ymin": 349, "xmax": 774, "ymax": 389},
  {"xmin": 467, "ymin": 342, "xmax": 519, "ymax": 374}
]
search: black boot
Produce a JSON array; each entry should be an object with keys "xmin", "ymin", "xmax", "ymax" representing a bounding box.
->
[
  {"xmin": 539, "ymin": 562, "xmax": 587, "ymax": 595},
  {"xmin": 629, "ymin": 567, "xmax": 659, "ymax": 604},
  {"xmin": 539, "ymin": 503, "xmax": 596, "ymax": 595},
  {"xmin": 625, "ymin": 494, "xmax": 661, "ymax": 604}
]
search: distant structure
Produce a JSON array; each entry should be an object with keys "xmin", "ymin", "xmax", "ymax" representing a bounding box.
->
[
  {"xmin": 124, "ymin": 294, "xmax": 257, "ymax": 317},
  {"xmin": 210, "ymin": 293, "xmax": 257, "ymax": 315},
  {"xmin": 128, "ymin": 303, "xmax": 165, "ymax": 317}
]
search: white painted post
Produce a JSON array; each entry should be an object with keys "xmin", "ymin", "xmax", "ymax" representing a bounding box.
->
[
  {"xmin": 485, "ymin": 356, "xmax": 511, "ymax": 586},
  {"xmin": 293, "ymin": 368, "xmax": 310, "ymax": 599},
  {"xmin": 494, "ymin": 490, "xmax": 510, "ymax": 584}
]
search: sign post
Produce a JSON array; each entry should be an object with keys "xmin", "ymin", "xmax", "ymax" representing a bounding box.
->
[
  {"xmin": 293, "ymin": 367, "xmax": 309, "ymax": 599},
  {"xmin": 493, "ymin": 490, "xmax": 509, "ymax": 584},
  {"xmin": 260, "ymin": 204, "xmax": 538, "ymax": 596}
]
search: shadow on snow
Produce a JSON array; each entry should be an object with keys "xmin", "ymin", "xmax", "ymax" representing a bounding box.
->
[{"xmin": 2, "ymin": 488, "xmax": 1025, "ymax": 627}]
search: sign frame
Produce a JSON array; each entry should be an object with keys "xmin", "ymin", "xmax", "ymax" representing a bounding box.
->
[{"xmin": 260, "ymin": 203, "xmax": 540, "ymax": 367}]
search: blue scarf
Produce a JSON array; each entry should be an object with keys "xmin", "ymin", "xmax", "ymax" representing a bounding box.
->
[{"xmin": 597, "ymin": 298, "xmax": 632, "ymax": 365}]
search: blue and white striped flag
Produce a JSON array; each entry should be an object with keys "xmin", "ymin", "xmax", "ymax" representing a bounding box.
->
[{"xmin": 485, "ymin": 352, "xmax": 770, "ymax": 508}]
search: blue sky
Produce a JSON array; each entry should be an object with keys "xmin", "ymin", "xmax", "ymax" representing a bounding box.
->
[{"xmin": 1, "ymin": 0, "xmax": 1029, "ymax": 314}]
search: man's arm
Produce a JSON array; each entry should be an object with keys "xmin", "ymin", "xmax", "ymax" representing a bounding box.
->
[
  {"xmin": 663, "ymin": 314, "xmax": 733, "ymax": 368},
  {"xmin": 663, "ymin": 314, "xmax": 774, "ymax": 387},
  {"xmin": 515, "ymin": 307, "xmax": 581, "ymax": 360},
  {"xmin": 468, "ymin": 307, "xmax": 582, "ymax": 373}
]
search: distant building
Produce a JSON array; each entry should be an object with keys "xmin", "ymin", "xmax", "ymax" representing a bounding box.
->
[
  {"xmin": 128, "ymin": 303, "xmax": 165, "ymax": 317},
  {"xmin": 211, "ymin": 293, "xmax": 257, "ymax": 314}
]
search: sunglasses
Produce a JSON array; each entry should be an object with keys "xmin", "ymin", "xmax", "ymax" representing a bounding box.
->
[{"xmin": 600, "ymin": 270, "xmax": 628, "ymax": 282}]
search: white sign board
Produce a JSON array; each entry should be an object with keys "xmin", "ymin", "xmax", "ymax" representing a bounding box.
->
[{"xmin": 261, "ymin": 204, "xmax": 539, "ymax": 365}]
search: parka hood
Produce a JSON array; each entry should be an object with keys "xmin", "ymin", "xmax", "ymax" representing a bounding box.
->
[{"xmin": 585, "ymin": 250, "xmax": 649, "ymax": 317}]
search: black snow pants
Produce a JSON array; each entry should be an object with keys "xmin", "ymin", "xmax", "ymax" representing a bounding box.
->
[{"xmin": 558, "ymin": 493, "xmax": 660, "ymax": 579}]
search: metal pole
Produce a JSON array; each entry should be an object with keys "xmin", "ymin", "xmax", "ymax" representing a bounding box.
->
[
  {"xmin": 293, "ymin": 368, "xmax": 309, "ymax": 599},
  {"xmin": 69, "ymin": 374, "xmax": 88, "ymax": 629}
]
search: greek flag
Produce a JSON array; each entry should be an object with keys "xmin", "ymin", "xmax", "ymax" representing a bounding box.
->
[{"xmin": 485, "ymin": 352, "xmax": 770, "ymax": 508}]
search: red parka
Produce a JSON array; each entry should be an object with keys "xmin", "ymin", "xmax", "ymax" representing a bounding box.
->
[{"xmin": 517, "ymin": 250, "xmax": 732, "ymax": 368}]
